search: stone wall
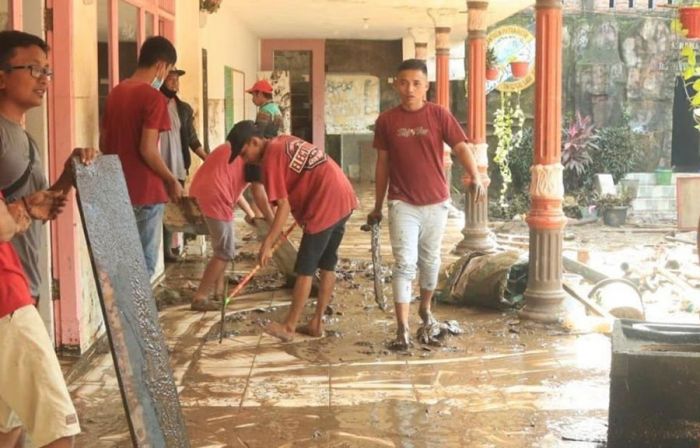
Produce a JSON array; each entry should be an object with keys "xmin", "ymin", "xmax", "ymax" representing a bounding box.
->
[{"xmin": 480, "ymin": 7, "xmax": 677, "ymax": 193}]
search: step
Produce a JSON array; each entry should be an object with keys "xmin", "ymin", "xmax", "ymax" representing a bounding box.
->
[
  {"xmin": 631, "ymin": 198, "xmax": 676, "ymax": 212},
  {"xmin": 623, "ymin": 172, "xmax": 677, "ymax": 186},
  {"xmin": 635, "ymin": 185, "xmax": 676, "ymax": 199}
]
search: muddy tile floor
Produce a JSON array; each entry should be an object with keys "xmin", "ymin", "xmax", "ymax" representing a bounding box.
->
[{"xmin": 70, "ymin": 193, "xmax": 699, "ymax": 447}]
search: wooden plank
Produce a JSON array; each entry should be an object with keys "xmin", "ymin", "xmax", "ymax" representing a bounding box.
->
[{"xmin": 73, "ymin": 156, "xmax": 190, "ymax": 447}]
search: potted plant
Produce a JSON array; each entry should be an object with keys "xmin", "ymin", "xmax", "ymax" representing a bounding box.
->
[
  {"xmin": 595, "ymin": 192, "xmax": 632, "ymax": 227},
  {"xmin": 679, "ymin": 4, "xmax": 700, "ymax": 39},
  {"xmin": 486, "ymin": 47, "xmax": 499, "ymax": 81},
  {"xmin": 561, "ymin": 112, "xmax": 598, "ymax": 192},
  {"xmin": 509, "ymin": 59, "xmax": 529, "ymax": 79}
]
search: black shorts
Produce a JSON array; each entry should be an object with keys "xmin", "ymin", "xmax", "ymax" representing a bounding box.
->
[
  {"xmin": 244, "ymin": 164, "xmax": 262, "ymax": 183},
  {"xmin": 294, "ymin": 214, "xmax": 351, "ymax": 276}
]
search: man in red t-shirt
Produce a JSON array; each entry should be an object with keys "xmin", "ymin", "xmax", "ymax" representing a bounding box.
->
[
  {"xmin": 369, "ymin": 59, "xmax": 485, "ymax": 350},
  {"xmin": 101, "ymin": 36, "xmax": 182, "ymax": 278},
  {"xmin": 228, "ymin": 120, "xmax": 358, "ymax": 342},
  {"xmin": 1, "ymin": 191, "xmax": 80, "ymax": 448}
]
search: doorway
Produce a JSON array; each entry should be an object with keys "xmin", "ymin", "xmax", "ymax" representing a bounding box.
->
[{"xmin": 274, "ymin": 50, "xmax": 312, "ymax": 142}]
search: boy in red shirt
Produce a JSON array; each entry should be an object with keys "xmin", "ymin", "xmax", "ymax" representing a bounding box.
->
[
  {"xmin": 188, "ymin": 129, "xmax": 273, "ymax": 311},
  {"xmin": 101, "ymin": 36, "xmax": 181, "ymax": 278},
  {"xmin": 228, "ymin": 121, "xmax": 357, "ymax": 342}
]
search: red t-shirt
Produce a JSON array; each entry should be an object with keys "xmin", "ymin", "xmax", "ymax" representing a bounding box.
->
[
  {"xmin": 373, "ymin": 102, "xmax": 467, "ymax": 206},
  {"xmin": 0, "ymin": 194, "xmax": 33, "ymax": 318},
  {"xmin": 262, "ymin": 135, "xmax": 358, "ymax": 234},
  {"xmin": 189, "ymin": 143, "xmax": 248, "ymax": 221},
  {"xmin": 101, "ymin": 79, "xmax": 171, "ymax": 205}
]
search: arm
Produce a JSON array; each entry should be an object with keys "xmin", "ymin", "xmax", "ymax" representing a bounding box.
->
[
  {"xmin": 236, "ymin": 195, "xmax": 256, "ymax": 221},
  {"xmin": 250, "ymin": 182, "xmax": 275, "ymax": 223},
  {"xmin": 139, "ymin": 128, "xmax": 183, "ymax": 202},
  {"xmin": 49, "ymin": 147, "xmax": 100, "ymax": 194},
  {"xmin": 368, "ymin": 149, "xmax": 389, "ymax": 224},
  {"xmin": 258, "ymin": 197, "xmax": 290, "ymax": 267},
  {"xmin": 192, "ymin": 145, "xmax": 208, "ymax": 161},
  {"xmin": 452, "ymin": 141, "xmax": 485, "ymax": 202}
]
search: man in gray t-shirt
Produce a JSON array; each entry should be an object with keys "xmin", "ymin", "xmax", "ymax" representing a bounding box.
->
[
  {"xmin": 0, "ymin": 114, "xmax": 48, "ymax": 298},
  {"xmin": 0, "ymin": 43, "xmax": 97, "ymax": 302}
]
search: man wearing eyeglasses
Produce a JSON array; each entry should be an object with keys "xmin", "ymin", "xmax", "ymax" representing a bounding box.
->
[{"xmin": 0, "ymin": 30, "xmax": 95, "ymax": 448}]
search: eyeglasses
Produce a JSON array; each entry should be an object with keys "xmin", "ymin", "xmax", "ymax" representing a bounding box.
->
[{"xmin": 3, "ymin": 65, "xmax": 53, "ymax": 80}]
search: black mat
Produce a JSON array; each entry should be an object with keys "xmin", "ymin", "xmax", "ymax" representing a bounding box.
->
[{"xmin": 74, "ymin": 155, "xmax": 190, "ymax": 447}]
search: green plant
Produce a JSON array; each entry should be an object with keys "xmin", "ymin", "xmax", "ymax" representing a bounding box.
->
[
  {"xmin": 508, "ymin": 126, "xmax": 533, "ymax": 192},
  {"xmin": 562, "ymin": 112, "xmax": 598, "ymax": 192},
  {"xmin": 589, "ymin": 124, "xmax": 642, "ymax": 186},
  {"xmin": 486, "ymin": 46, "xmax": 497, "ymax": 70},
  {"xmin": 595, "ymin": 192, "xmax": 632, "ymax": 212},
  {"xmin": 493, "ymin": 91, "xmax": 526, "ymax": 208}
]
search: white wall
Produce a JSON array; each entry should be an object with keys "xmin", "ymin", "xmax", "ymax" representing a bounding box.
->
[{"xmin": 199, "ymin": 2, "xmax": 259, "ymax": 147}]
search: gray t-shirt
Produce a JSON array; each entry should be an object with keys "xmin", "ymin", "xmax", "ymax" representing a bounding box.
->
[
  {"xmin": 159, "ymin": 98, "xmax": 185, "ymax": 181},
  {"xmin": 0, "ymin": 114, "xmax": 49, "ymax": 297}
]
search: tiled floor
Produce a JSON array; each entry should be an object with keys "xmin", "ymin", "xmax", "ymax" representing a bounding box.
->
[{"xmin": 69, "ymin": 190, "xmax": 611, "ymax": 447}]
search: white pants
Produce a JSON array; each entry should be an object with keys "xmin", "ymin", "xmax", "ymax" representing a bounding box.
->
[{"xmin": 388, "ymin": 199, "xmax": 449, "ymax": 303}]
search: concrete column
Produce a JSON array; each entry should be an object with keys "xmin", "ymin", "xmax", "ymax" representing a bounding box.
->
[
  {"xmin": 520, "ymin": 0, "xmax": 567, "ymax": 323},
  {"xmin": 409, "ymin": 27, "xmax": 430, "ymax": 61},
  {"xmin": 434, "ymin": 26, "xmax": 451, "ymax": 109},
  {"xmin": 456, "ymin": 0, "xmax": 495, "ymax": 253}
]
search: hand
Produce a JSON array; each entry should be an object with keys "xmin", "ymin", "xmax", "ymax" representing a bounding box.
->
[
  {"xmin": 258, "ymin": 241, "xmax": 273, "ymax": 267},
  {"xmin": 22, "ymin": 190, "xmax": 67, "ymax": 221},
  {"xmin": 367, "ymin": 208, "xmax": 382, "ymax": 225},
  {"xmin": 244, "ymin": 214, "xmax": 256, "ymax": 226},
  {"xmin": 166, "ymin": 177, "xmax": 184, "ymax": 203},
  {"xmin": 471, "ymin": 181, "xmax": 486, "ymax": 203},
  {"xmin": 62, "ymin": 147, "xmax": 100, "ymax": 184},
  {"xmin": 72, "ymin": 147, "xmax": 99, "ymax": 166}
]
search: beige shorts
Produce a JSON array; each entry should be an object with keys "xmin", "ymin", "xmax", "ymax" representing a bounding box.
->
[{"xmin": 0, "ymin": 305, "xmax": 80, "ymax": 446}]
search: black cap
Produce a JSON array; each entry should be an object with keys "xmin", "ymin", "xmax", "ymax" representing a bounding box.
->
[
  {"xmin": 169, "ymin": 67, "xmax": 185, "ymax": 76},
  {"xmin": 227, "ymin": 120, "xmax": 262, "ymax": 163}
]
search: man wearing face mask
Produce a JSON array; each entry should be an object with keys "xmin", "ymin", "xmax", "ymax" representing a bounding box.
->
[
  {"xmin": 159, "ymin": 68, "xmax": 207, "ymax": 262},
  {"xmin": 100, "ymin": 36, "xmax": 182, "ymax": 278}
]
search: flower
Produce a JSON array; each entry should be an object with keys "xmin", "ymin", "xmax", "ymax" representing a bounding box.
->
[{"xmin": 200, "ymin": 0, "xmax": 222, "ymax": 14}]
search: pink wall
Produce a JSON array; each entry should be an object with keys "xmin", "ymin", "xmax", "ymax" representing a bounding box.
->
[
  {"xmin": 48, "ymin": 0, "xmax": 82, "ymax": 348},
  {"xmin": 260, "ymin": 39, "xmax": 325, "ymax": 151}
]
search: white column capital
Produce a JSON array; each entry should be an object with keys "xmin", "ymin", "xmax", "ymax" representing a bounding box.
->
[
  {"xmin": 529, "ymin": 163, "xmax": 564, "ymax": 200},
  {"xmin": 465, "ymin": 142, "xmax": 489, "ymax": 167}
]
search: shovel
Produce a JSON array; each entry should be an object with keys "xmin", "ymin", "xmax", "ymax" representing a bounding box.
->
[{"xmin": 361, "ymin": 222, "xmax": 386, "ymax": 310}]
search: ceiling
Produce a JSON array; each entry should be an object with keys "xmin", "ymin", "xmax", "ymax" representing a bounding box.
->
[{"xmin": 226, "ymin": 0, "xmax": 535, "ymax": 42}]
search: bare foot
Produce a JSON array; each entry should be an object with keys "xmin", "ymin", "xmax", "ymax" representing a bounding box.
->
[
  {"xmin": 264, "ymin": 321, "xmax": 295, "ymax": 342},
  {"xmin": 296, "ymin": 321, "xmax": 324, "ymax": 337},
  {"xmin": 388, "ymin": 326, "xmax": 411, "ymax": 351}
]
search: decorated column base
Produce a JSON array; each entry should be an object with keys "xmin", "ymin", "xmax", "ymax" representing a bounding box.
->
[
  {"xmin": 519, "ymin": 164, "xmax": 567, "ymax": 323},
  {"xmin": 519, "ymin": 227, "xmax": 566, "ymax": 323},
  {"xmin": 456, "ymin": 142, "xmax": 496, "ymax": 253}
]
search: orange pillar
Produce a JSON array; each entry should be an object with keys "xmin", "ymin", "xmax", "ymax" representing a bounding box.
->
[
  {"xmin": 457, "ymin": 0, "xmax": 494, "ymax": 253},
  {"xmin": 435, "ymin": 27, "xmax": 451, "ymax": 109},
  {"xmin": 520, "ymin": 0, "xmax": 567, "ymax": 322}
]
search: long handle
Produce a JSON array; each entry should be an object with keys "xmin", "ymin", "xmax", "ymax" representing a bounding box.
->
[{"xmin": 225, "ymin": 221, "xmax": 297, "ymax": 304}]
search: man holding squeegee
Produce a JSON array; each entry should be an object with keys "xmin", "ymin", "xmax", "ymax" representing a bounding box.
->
[{"xmin": 228, "ymin": 120, "xmax": 358, "ymax": 342}]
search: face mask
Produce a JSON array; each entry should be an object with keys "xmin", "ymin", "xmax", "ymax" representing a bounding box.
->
[
  {"xmin": 151, "ymin": 76, "xmax": 164, "ymax": 90},
  {"xmin": 160, "ymin": 86, "xmax": 177, "ymax": 98}
]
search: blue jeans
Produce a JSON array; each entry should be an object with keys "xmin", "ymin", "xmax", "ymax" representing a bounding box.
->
[{"xmin": 133, "ymin": 204, "xmax": 165, "ymax": 278}]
